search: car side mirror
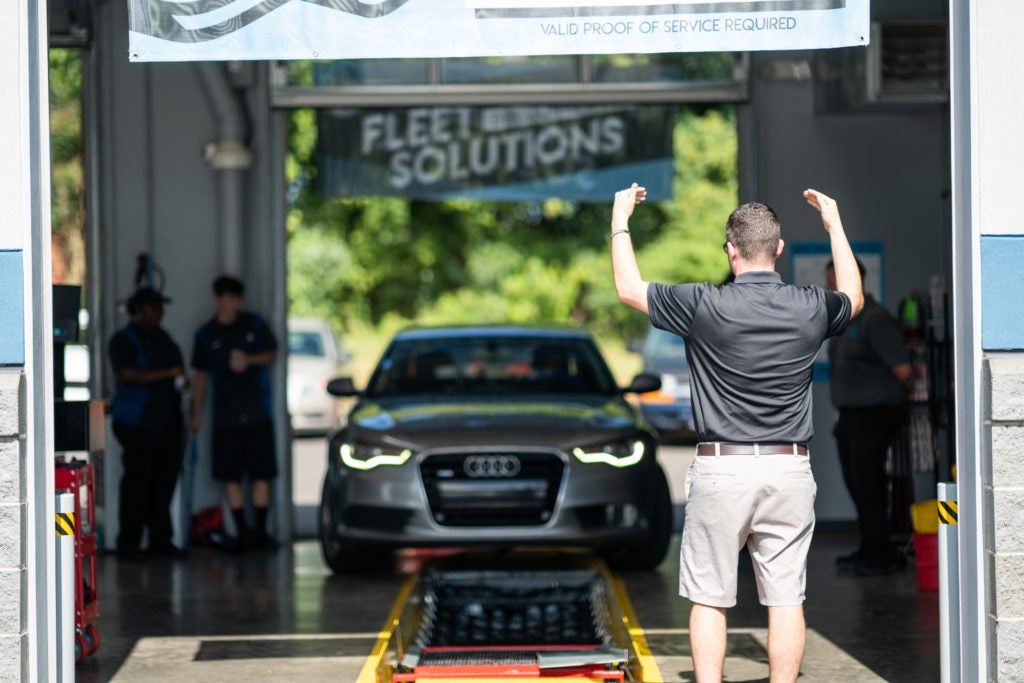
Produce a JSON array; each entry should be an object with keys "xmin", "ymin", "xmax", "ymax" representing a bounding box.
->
[
  {"xmin": 326, "ymin": 377, "xmax": 360, "ymax": 397},
  {"xmin": 623, "ymin": 373, "xmax": 661, "ymax": 395}
]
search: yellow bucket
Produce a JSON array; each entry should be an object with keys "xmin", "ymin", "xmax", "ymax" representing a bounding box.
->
[{"xmin": 911, "ymin": 499, "xmax": 939, "ymax": 535}]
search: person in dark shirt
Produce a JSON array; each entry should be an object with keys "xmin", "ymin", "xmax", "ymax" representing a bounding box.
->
[
  {"xmin": 108, "ymin": 287, "xmax": 188, "ymax": 561},
  {"xmin": 827, "ymin": 258, "xmax": 913, "ymax": 575},
  {"xmin": 611, "ymin": 183, "xmax": 863, "ymax": 683},
  {"xmin": 190, "ymin": 275, "xmax": 279, "ymax": 550}
]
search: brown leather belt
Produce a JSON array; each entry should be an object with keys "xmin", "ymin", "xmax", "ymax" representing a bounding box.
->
[{"xmin": 696, "ymin": 442, "xmax": 808, "ymax": 456}]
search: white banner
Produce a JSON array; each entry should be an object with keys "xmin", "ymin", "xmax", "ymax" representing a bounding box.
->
[{"xmin": 128, "ymin": 0, "xmax": 869, "ymax": 62}]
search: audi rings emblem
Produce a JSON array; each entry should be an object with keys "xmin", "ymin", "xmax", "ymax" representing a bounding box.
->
[{"xmin": 463, "ymin": 455, "xmax": 522, "ymax": 478}]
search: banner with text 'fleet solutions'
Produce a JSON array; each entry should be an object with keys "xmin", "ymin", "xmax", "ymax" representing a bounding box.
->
[
  {"xmin": 316, "ymin": 104, "xmax": 675, "ymax": 202},
  {"xmin": 127, "ymin": 0, "xmax": 869, "ymax": 62}
]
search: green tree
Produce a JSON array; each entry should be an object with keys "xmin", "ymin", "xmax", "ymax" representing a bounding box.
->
[
  {"xmin": 640, "ymin": 107, "xmax": 736, "ymax": 286},
  {"xmin": 285, "ymin": 105, "xmax": 737, "ymax": 347},
  {"xmin": 49, "ymin": 48, "xmax": 86, "ymax": 285}
]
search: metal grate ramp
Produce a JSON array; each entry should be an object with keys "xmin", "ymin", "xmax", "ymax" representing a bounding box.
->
[
  {"xmin": 378, "ymin": 558, "xmax": 641, "ymax": 682},
  {"xmin": 418, "ymin": 570, "xmax": 604, "ymax": 647}
]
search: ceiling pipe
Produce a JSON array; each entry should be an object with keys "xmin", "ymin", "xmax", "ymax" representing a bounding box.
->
[{"xmin": 195, "ymin": 62, "xmax": 252, "ymax": 277}]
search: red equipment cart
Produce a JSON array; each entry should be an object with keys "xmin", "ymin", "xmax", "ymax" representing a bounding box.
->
[{"xmin": 55, "ymin": 460, "xmax": 100, "ymax": 662}]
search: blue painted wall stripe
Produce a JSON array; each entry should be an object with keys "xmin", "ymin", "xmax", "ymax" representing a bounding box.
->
[
  {"xmin": 0, "ymin": 250, "xmax": 25, "ymax": 365},
  {"xmin": 981, "ymin": 235, "xmax": 1024, "ymax": 351}
]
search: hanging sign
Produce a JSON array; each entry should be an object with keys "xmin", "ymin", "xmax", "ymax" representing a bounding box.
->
[
  {"xmin": 128, "ymin": 0, "xmax": 869, "ymax": 62},
  {"xmin": 316, "ymin": 104, "xmax": 676, "ymax": 202}
]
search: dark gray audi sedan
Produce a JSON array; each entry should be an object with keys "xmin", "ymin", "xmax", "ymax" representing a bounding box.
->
[{"xmin": 319, "ymin": 326, "xmax": 672, "ymax": 573}]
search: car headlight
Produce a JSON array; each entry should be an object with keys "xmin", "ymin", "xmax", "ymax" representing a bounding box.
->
[
  {"xmin": 339, "ymin": 443, "xmax": 412, "ymax": 471},
  {"xmin": 572, "ymin": 440, "xmax": 645, "ymax": 467}
]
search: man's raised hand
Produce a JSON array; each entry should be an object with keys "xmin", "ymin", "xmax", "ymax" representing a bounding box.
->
[
  {"xmin": 803, "ymin": 188, "xmax": 843, "ymax": 234},
  {"xmin": 613, "ymin": 183, "xmax": 647, "ymax": 223}
]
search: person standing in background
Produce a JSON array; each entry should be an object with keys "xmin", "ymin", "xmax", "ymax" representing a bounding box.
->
[
  {"xmin": 827, "ymin": 258, "xmax": 913, "ymax": 576},
  {"xmin": 108, "ymin": 287, "xmax": 188, "ymax": 561},
  {"xmin": 190, "ymin": 275, "xmax": 279, "ymax": 550}
]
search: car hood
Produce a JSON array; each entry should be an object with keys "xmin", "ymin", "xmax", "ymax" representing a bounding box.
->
[{"xmin": 346, "ymin": 397, "xmax": 642, "ymax": 450}]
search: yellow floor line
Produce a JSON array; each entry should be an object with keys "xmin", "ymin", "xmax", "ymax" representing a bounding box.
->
[
  {"xmin": 608, "ymin": 571, "xmax": 664, "ymax": 683},
  {"xmin": 355, "ymin": 573, "xmax": 420, "ymax": 683}
]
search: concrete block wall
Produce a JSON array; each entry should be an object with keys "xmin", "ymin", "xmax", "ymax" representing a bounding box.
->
[
  {"xmin": 0, "ymin": 371, "xmax": 26, "ymax": 681},
  {"xmin": 985, "ymin": 356, "xmax": 1024, "ymax": 682}
]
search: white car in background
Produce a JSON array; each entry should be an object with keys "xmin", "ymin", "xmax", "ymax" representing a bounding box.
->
[{"xmin": 287, "ymin": 318, "xmax": 350, "ymax": 436}]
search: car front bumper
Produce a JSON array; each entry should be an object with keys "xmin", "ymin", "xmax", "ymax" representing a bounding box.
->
[{"xmin": 324, "ymin": 455, "xmax": 656, "ymax": 548}]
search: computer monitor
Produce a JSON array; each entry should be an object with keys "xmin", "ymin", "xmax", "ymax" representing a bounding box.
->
[{"xmin": 52, "ymin": 284, "xmax": 81, "ymax": 344}]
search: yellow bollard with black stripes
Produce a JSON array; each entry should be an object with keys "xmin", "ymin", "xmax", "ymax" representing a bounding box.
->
[
  {"xmin": 56, "ymin": 511, "xmax": 76, "ymax": 537},
  {"xmin": 936, "ymin": 482, "xmax": 960, "ymax": 680},
  {"xmin": 938, "ymin": 500, "xmax": 958, "ymax": 527},
  {"xmin": 55, "ymin": 492, "xmax": 77, "ymax": 679}
]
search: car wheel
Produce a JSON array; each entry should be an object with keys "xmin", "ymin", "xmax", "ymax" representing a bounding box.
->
[
  {"xmin": 318, "ymin": 474, "xmax": 389, "ymax": 575},
  {"xmin": 606, "ymin": 463, "xmax": 673, "ymax": 571}
]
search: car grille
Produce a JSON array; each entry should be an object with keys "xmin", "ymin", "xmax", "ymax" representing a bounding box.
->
[
  {"xmin": 343, "ymin": 505, "xmax": 413, "ymax": 534},
  {"xmin": 420, "ymin": 451, "xmax": 565, "ymax": 527}
]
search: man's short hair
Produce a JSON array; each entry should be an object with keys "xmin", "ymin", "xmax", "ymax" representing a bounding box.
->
[
  {"xmin": 826, "ymin": 257, "xmax": 867, "ymax": 277},
  {"xmin": 725, "ymin": 202, "xmax": 781, "ymax": 262},
  {"xmin": 213, "ymin": 275, "xmax": 245, "ymax": 297}
]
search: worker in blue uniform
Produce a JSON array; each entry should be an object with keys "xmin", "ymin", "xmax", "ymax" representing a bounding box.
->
[
  {"xmin": 189, "ymin": 275, "xmax": 279, "ymax": 550},
  {"xmin": 108, "ymin": 287, "xmax": 188, "ymax": 561}
]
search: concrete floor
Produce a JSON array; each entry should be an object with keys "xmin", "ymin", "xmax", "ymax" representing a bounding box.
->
[
  {"xmin": 74, "ymin": 534, "xmax": 940, "ymax": 682},
  {"xmin": 73, "ymin": 440, "xmax": 941, "ymax": 682}
]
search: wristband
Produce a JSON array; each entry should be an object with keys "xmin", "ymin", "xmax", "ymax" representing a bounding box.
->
[{"xmin": 610, "ymin": 229, "xmax": 631, "ymax": 239}]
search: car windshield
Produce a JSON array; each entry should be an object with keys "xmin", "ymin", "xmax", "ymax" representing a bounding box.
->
[
  {"xmin": 289, "ymin": 330, "xmax": 326, "ymax": 358},
  {"xmin": 366, "ymin": 335, "xmax": 617, "ymax": 397}
]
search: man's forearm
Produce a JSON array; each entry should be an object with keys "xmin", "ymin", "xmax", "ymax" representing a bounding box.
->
[
  {"xmin": 611, "ymin": 230, "xmax": 649, "ymax": 314},
  {"xmin": 610, "ymin": 183, "xmax": 650, "ymax": 313},
  {"xmin": 891, "ymin": 362, "xmax": 914, "ymax": 392},
  {"xmin": 828, "ymin": 225, "xmax": 864, "ymax": 317},
  {"xmin": 803, "ymin": 189, "xmax": 864, "ymax": 317},
  {"xmin": 247, "ymin": 350, "xmax": 277, "ymax": 366},
  {"xmin": 191, "ymin": 372, "xmax": 208, "ymax": 420},
  {"xmin": 116, "ymin": 367, "xmax": 179, "ymax": 385}
]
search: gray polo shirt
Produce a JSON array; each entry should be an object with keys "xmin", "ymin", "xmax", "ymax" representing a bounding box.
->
[
  {"xmin": 828, "ymin": 295, "xmax": 909, "ymax": 409},
  {"xmin": 648, "ymin": 271, "xmax": 851, "ymax": 443}
]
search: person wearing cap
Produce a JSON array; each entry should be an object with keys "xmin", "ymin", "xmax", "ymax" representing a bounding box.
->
[
  {"xmin": 610, "ymin": 184, "xmax": 862, "ymax": 682},
  {"xmin": 189, "ymin": 275, "xmax": 279, "ymax": 550},
  {"xmin": 108, "ymin": 287, "xmax": 189, "ymax": 561}
]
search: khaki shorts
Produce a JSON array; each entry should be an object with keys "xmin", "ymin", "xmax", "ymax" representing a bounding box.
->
[{"xmin": 680, "ymin": 452, "xmax": 817, "ymax": 608}]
